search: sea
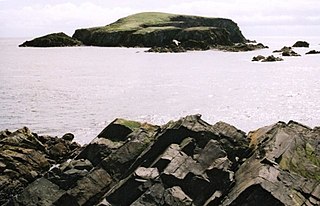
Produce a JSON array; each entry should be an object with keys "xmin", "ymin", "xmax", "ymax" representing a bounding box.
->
[{"xmin": 1, "ymin": 37, "xmax": 320, "ymax": 144}]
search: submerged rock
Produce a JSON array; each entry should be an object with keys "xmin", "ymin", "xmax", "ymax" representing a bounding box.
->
[
  {"xmin": 1, "ymin": 115, "xmax": 319, "ymax": 205},
  {"xmin": 306, "ymin": 50, "xmax": 320, "ymax": 55},
  {"xmin": 19, "ymin": 32, "xmax": 82, "ymax": 47}
]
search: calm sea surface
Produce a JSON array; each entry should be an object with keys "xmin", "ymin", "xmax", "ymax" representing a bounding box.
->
[{"xmin": 1, "ymin": 37, "xmax": 320, "ymax": 144}]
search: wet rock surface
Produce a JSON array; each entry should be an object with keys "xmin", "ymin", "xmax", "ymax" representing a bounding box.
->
[{"xmin": 1, "ymin": 115, "xmax": 319, "ymax": 205}]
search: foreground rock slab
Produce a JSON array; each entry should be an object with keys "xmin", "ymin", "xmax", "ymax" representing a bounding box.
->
[{"xmin": 1, "ymin": 115, "xmax": 319, "ymax": 205}]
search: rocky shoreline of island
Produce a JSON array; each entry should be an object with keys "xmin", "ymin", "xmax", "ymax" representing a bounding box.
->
[{"xmin": 1, "ymin": 115, "xmax": 319, "ymax": 205}]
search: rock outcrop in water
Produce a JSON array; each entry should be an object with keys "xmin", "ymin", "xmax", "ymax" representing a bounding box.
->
[
  {"xmin": 306, "ymin": 50, "xmax": 320, "ymax": 55},
  {"xmin": 19, "ymin": 32, "xmax": 82, "ymax": 47},
  {"xmin": 273, "ymin": 46, "xmax": 301, "ymax": 57},
  {"xmin": 292, "ymin": 41, "xmax": 310, "ymax": 48},
  {"xmin": 19, "ymin": 12, "xmax": 268, "ymax": 52},
  {"xmin": 72, "ymin": 12, "xmax": 246, "ymax": 48},
  {"xmin": 1, "ymin": 115, "xmax": 319, "ymax": 205},
  {"xmin": 252, "ymin": 55, "xmax": 284, "ymax": 62}
]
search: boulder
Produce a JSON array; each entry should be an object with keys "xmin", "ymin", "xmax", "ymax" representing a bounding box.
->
[
  {"xmin": 292, "ymin": 41, "xmax": 310, "ymax": 47},
  {"xmin": 19, "ymin": 32, "xmax": 82, "ymax": 47},
  {"xmin": 62, "ymin": 133, "xmax": 74, "ymax": 141}
]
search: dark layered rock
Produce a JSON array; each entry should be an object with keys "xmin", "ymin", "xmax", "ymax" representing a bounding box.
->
[
  {"xmin": 292, "ymin": 41, "xmax": 310, "ymax": 47},
  {"xmin": 0, "ymin": 127, "xmax": 81, "ymax": 205},
  {"xmin": 19, "ymin": 32, "xmax": 82, "ymax": 47},
  {"xmin": 306, "ymin": 50, "xmax": 320, "ymax": 55},
  {"xmin": 1, "ymin": 115, "xmax": 319, "ymax": 205},
  {"xmin": 222, "ymin": 121, "xmax": 320, "ymax": 206}
]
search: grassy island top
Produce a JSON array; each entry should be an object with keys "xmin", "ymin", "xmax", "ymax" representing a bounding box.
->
[{"xmin": 86, "ymin": 12, "xmax": 228, "ymax": 34}]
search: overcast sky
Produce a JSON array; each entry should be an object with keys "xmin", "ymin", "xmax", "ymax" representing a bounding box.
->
[{"xmin": 0, "ymin": 0, "xmax": 319, "ymax": 38}]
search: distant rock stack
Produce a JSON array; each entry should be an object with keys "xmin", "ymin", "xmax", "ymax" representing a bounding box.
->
[
  {"xmin": 1, "ymin": 115, "xmax": 319, "ymax": 205},
  {"xmin": 19, "ymin": 32, "xmax": 82, "ymax": 47}
]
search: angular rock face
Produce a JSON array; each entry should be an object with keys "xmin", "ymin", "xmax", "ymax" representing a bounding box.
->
[
  {"xmin": 72, "ymin": 12, "xmax": 246, "ymax": 48},
  {"xmin": 222, "ymin": 121, "xmax": 320, "ymax": 206},
  {"xmin": 19, "ymin": 32, "xmax": 82, "ymax": 47},
  {"xmin": 1, "ymin": 116, "xmax": 319, "ymax": 206},
  {"xmin": 0, "ymin": 127, "xmax": 81, "ymax": 205}
]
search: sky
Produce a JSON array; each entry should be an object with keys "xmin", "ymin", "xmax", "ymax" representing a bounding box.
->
[{"xmin": 0, "ymin": 0, "xmax": 319, "ymax": 38}]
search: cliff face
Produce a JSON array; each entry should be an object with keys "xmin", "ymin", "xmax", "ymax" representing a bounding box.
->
[
  {"xmin": 72, "ymin": 12, "xmax": 246, "ymax": 47},
  {"xmin": 19, "ymin": 32, "xmax": 82, "ymax": 47},
  {"xmin": 1, "ymin": 115, "xmax": 319, "ymax": 206}
]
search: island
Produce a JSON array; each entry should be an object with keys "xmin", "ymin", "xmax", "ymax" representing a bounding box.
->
[
  {"xmin": 1, "ymin": 115, "xmax": 319, "ymax": 205},
  {"xmin": 20, "ymin": 12, "xmax": 268, "ymax": 52}
]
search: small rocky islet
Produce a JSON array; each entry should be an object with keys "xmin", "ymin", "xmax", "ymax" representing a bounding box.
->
[
  {"xmin": 1, "ymin": 115, "xmax": 319, "ymax": 205},
  {"xmin": 19, "ymin": 12, "xmax": 267, "ymax": 52},
  {"xmin": 19, "ymin": 32, "xmax": 82, "ymax": 47}
]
